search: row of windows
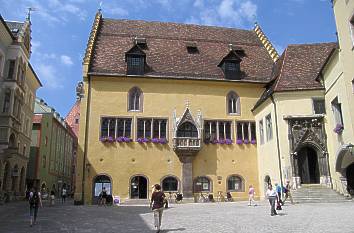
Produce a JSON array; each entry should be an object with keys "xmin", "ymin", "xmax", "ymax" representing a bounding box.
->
[
  {"xmin": 100, "ymin": 117, "xmax": 256, "ymax": 143},
  {"xmin": 127, "ymin": 87, "xmax": 241, "ymax": 115}
]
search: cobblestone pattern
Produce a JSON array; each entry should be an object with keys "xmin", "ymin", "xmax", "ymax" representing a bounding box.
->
[{"xmin": 0, "ymin": 199, "xmax": 353, "ymax": 233}]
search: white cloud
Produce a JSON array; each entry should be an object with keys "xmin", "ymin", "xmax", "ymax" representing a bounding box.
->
[
  {"xmin": 60, "ymin": 55, "xmax": 74, "ymax": 66},
  {"xmin": 105, "ymin": 6, "xmax": 129, "ymax": 17},
  {"xmin": 187, "ymin": 0, "xmax": 257, "ymax": 28},
  {"xmin": 36, "ymin": 64, "xmax": 63, "ymax": 89}
]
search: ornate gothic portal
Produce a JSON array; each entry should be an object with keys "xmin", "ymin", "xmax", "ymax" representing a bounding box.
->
[
  {"xmin": 286, "ymin": 116, "xmax": 331, "ymax": 188},
  {"xmin": 172, "ymin": 105, "xmax": 203, "ymax": 198}
]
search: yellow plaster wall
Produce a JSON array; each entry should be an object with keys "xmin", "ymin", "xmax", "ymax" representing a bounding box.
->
[{"xmin": 76, "ymin": 76, "xmax": 264, "ymax": 203}]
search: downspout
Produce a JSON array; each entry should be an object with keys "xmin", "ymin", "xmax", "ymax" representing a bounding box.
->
[
  {"xmin": 270, "ymin": 95, "xmax": 284, "ymax": 194},
  {"xmin": 81, "ymin": 75, "xmax": 92, "ymax": 204}
]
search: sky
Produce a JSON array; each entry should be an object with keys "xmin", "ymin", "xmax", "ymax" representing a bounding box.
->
[{"xmin": 0, "ymin": 0, "xmax": 337, "ymax": 117}]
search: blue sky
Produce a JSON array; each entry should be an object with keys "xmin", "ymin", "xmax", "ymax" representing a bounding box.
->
[{"xmin": 0, "ymin": 0, "xmax": 336, "ymax": 116}]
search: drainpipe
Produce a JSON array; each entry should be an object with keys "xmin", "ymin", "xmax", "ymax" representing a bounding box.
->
[
  {"xmin": 81, "ymin": 75, "xmax": 92, "ymax": 205},
  {"xmin": 270, "ymin": 95, "xmax": 284, "ymax": 195}
]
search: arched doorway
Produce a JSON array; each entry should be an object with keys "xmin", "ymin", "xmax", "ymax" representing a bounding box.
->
[
  {"xmin": 162, "ymin": 176, "xmax": 178, "ymax": 192},
  {"xmin": 346, "ymin": 163, "xmax": 354, "ymax": 196},
  {"xmin": 130, "ymin": 176, "xmax": 147, "ymax": 199},
  {"xmin": 298, "ymin": 146, "xmax": 320, "ymax": 184},
  {"xmin": 93, "ymin": 175, "xmax": 112, "ymax": 203}
]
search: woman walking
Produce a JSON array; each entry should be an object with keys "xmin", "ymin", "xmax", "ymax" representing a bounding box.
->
[
  {"xmin": 29, "ymin": 188, "xmax": 43, "ymax": 226},
  {"xmin": 248, "ymin": 185, "xmax": 257, "ymax": 206},
  {"xmin": 150, "ymin": 184, "xmax": 165, "ymax": 233}
]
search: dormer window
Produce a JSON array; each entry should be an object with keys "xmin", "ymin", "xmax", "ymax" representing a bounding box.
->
[
  {"xmin": 186, "ymin": 42, "xmax": 198, "ymax": 54},
  {"xmin": 218, "ymin": 50, "xmax": 242, "ymax": 80},
  {"xmin": 125, "ymin": 45, "xmax": 146, "ymax": 75}
]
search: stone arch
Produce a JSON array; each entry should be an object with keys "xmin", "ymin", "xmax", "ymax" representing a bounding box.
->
[
  {"xmin": 160, "ymin": 175, "xmax": 180, "ymax": 192},
  {"xmin": 226, "ymin": 174, "xmax": 245, "ymax": 192},
  {"xmin": 127, "ymin": 86, "xmax": 143, "ymax": 111},
  {"xmin": 9, "ymin": 133, "xmax": 16, "ymax": 148},
  {"xmin": 92, "ymin": 174, "xmax": 112, "ymax": 204},
  {"xmin": 130, "ymin": 174, "xmax": 149, "ymax": 199},
  {"xmin": 335, "ymin": 144, "xmax": 354, "ymax": 175},
  {"xmin": 193, "ymin": 176, "xmax": 213, "ymax": 193}
]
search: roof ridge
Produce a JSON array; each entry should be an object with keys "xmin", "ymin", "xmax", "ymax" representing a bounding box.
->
[
  {"xmin": 103, "ymin": 18, "xmax": 254, "ymax": 32},
  {"xmin": 273, "ymin": 47, "xmax": 288, "ymax": 92},
  {"xmin": 83, "ymin": 11, "xmax": 102, "ymax": 68}
]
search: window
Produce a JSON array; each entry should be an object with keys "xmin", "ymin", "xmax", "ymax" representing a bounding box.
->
[
  {"xmin": 100, "ymin": 117, "xmax": 132, "ymax": 139},
  {"xmin": 352, "ymin": 79, "xmax": 354, "ymax": 93},
  {"xmin": 350, "ymin": 13, "xmax": 354, "ymax": 46},
  {"xmin": 236, "ymin": 121, "xmax": 256, "ymax": 143},
  {"xmin": 2, "ymin": 90, "xmax": 11, "ymax": 113},
  {"xmin": 331, "ymin": 97, "xmax": 344, "ymax": 128},
  {"xmin": 313, "ymin": 99, "xmax": 326, "ymax": 114},
  {"xmin": 127, "ymin": 55, "xmax": 144, "ymax": 75},
  {"xmin": 137, "ymin": 118, "xmax": 152, "ymax": 139},
  {"xmin": 227, "ymin": 91, "xmax": 240, "ymax": 114},
  {"xmin": 177, "ymin": 122, "xmax": 198, "ymax": 138},
  {"xmin": 227, "ymin": 175, "xmax": 244, "ymax": 192},
  {"xmin": 223, "ymin": 61, "xmax": 241, "ymax": 80},
  {"xmin": 152, "ymin": 119, "xmax": 167, "ymax": 139},
  {"xmin": 162, "ymin": 176, "xmax": 178, "ymax": 192},
  {"xmin": 0, "ymin": 53, "xmax": 4, "ymax": 77},
  {"xmin": 128, "ymin": 87, "xmax": 143, "ymax": 111},
  {"xmin": 204, "ymin": 121, "xmax": 232, "ymax": 143},
  {"xmin": 194, "ymin": 177, "xmax": 211, "ymax": 192},
  {"xmin": 23, "ymin": 145, "xmax": 26, "ymax": 156},
  {"xmin": 259, "ymin": 120, "xmax": 264, "ymax": 145},
  {"xmin": 75, "ymin": 118, "xmax": 79, "ymax": 124},
  {"xmin": 265, "ymin": 114, "xmax": 273, "ymax": 141},
  {"xmin": 117, "ymin": 118, "xmax": 132, "ymax": 138},
  {"xmin": 7, "ymin": 60, "xmax": 16, "ymax": 80}
]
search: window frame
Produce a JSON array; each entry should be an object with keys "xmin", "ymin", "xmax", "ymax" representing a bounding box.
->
[
  {"xmin": 350, "ymin": 13, "xmax": 354, "ymax": 47},
  {"xmin": 161, "ymin": 176, "xmax": 179, "ymax": 192},
  {"xmin": 265, "ymin": 114, "xmax": 273, "ymax": 141},
  {"xmin": 331, "ymin": 97, "xmax": 344, "ymax": 128},
  {"xmin": 100, "ymin": 116, "xmax": 133, "ymax": 139},
  {"xmin": 137, "ymin": 117, "xmax": 168, "ymax": 140},
  {"xmin": 226, "ymin": 91, "xmax": 241, "ymax": 115},
  {"xmin": 126, "ymin": 55, "xmax": 145, "ymax": 75},
  {"xmin": 236, "ymin": 121, "xmax": 256, "ymax": 143},
  {"xmin": 259, "ymin": 120, "xmax": 264, "ymax": 145},
  {"xmin": 194, "ymin": 176, "xmax": 212, "ymax": 193},
  {"xmin": 227, "ymin": 175, "xmax": 244, "ymax": 192},
  {"xmin": 312, "ymin": 98, "xmax": 326, "ymax": 115},
  {"xmin": 127, "ymin": 87, "xmax": 143, "ymax": 112},
  {"xmin": 204, "ymin": 120, "xmax": 233, "ymax": 142}
]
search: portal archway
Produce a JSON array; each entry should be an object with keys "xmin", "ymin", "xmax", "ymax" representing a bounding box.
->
[
  {"xmin": 298, "ymin": 146, "xmax": 320, "ymax": 184},
  {"xmin": 92, "ymin": 175, "xmax": 112, "ymax": 204},
  {"xmin": 130, "ymin": 175, "xmax": 148, "ymax": 199},
  {"xmin": 346, "ymin": 163, "xmax": 354, "ymax": 196}
]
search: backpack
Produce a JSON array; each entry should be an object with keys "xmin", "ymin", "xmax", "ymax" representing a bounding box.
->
[{"xmin": 29, "ymin": 192, "xmax": 39, "ymax": 206}]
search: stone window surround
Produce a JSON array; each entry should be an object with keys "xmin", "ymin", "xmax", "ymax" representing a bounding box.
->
[
  {"xmin": 204, "ymin": 120, "xmax": 232, "ymax": 141},
  {"xmin": 226, "ymin": 174, "xmax": 245, "ymax": 192},
  {"xmin": 136, "ymin": 117, "xmax": 168, "ymax": 139},
  {"xmin": 236, "ymin": 121, "xmax": 256, "ymax": 142}
]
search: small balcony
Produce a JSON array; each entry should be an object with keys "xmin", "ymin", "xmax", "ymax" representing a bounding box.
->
[{"xmin": 173, "ymin": 137, "xmax": 201, "ymax": 152}]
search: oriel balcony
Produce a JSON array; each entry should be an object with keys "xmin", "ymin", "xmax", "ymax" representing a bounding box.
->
[{"xmin": 173, "ymin": 137, "xmax": 201, "ymax": 151}]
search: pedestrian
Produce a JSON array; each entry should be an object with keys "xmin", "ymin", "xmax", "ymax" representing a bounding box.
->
[
  {"xmin": 50, "ymin": 189, "xmax": 55, "ymax": 206},
  {"xmin": 28, "ymin": 188, "xmax": 43, "ymax": 226},
  {"xmin": 150, "ymin": 184, "xmax": 165, "ymax": 233},
  {"xmin": 282, "ymin": 180, "xmax": 294, "ymax": 205},
  {"xmin": 61, "ymin": 187, "xmax": 67, "ymax": 204},
  {"xmin": 248, "ymin": 185, "xmax": 257, "ymax": 206},
  {"xmin": 100, "ymin": 187, "xmax": 108, "ymax": 206},
  {"xmin": 274, "ymin": 183, "xmax": 283, "ymax": 208},
  {"xmin": 265, "ymin": 184, "xmax": 278, "ymax": 216}
]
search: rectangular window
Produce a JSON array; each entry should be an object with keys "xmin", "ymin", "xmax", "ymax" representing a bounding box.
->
[
  {"xmin": 2, "ymin": 90, "xmax": 11, "ymax": 113},
  {"xmin": 313, "ymin": 99, "xmax": 326, "ymax": 114},
  {"xmin": 7, "ymin": 60, "xmax": 15, "ymax": 79},
  {"xmin": 236, "ymin": 121, "xmax": 256, "ymax": 143},
  {"xmin": 259, "ymin": 120, "xmax": 264, "ymax": 145},
  {"xmin": 127, "ymin": 56, "xmax": 144, "ymax": 75},
  {"xmin": 100, "ymin": 117, "xmax": 132, "ymax": 139},
  {"xmin": 152, "ymin": 119, "xmax": 168, "ymax": 139},
  {"xmin": 265, "ymin": 114, "xmax": 273, "ymax": 141},
  {"xmin": 137, "ymin": 118, "xmax": 152, "ymax": 139},
  {"xmin": 331, "ymin": 97, "xmax": 344, "ymax": 127},
  {"xmin": 204, "ymin": 121, "xmax": 232, "ymax": 142}
]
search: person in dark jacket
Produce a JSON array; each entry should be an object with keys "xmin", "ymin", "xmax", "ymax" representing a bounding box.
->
[
  {"xmin": 28, "ymin": 187, "xmax": 43, "ymax": 226},
  {"xmin": 150, "ymin": 184, "xmax": 165, "ymax": 233}
]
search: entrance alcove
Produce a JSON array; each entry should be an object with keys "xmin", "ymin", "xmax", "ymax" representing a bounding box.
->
[
  {"xmin": 92, "ymin": 175, "xmax": 112, "ymax": 203},
  {"xmin": 298, "ymin": 146, "xmax": 320, "ymax": 184},
  {"xmin": 130, "ymin": 175, "xmax": 148, "ymax": 199}
]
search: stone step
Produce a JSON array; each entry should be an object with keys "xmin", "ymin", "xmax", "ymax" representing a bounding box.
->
[{"xmin": 290, "ymin": 185, "xmax": 348, "ymax": 203}]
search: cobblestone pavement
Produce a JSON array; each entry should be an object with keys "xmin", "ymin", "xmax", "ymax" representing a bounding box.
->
[{"xmin": 0, "ymin": 199, "xmax": 353, "ymax": 233}]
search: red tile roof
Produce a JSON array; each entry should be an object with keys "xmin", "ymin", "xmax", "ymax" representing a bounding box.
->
[
  {"xmin": 89, "ymin": 19, "xmax": 275, "ymax": 82},
  {"xmin": 65, "ymin": 100, "xmax": 80, "ymax": 138},
  {"xmin": 33, "ymin": 114, "xmax": 42, "ymax": 124}
]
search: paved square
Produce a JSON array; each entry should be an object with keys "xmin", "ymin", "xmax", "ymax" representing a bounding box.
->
[{"xmin": 0, "ymin": 200, "xmax": 353, "ymax": 233}]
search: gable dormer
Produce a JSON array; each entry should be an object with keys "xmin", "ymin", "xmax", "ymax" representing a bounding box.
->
[
  {"xmin": 218, "ymin": 50, "xmax": 242, "ymax": 80},
  {"xmin": 125, "ymin": 44, "xmax": 146, "ymax": 75}
]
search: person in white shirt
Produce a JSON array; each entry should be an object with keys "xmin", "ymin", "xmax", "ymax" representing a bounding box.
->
[
  {"xmin": 61, "ymin": 188, "xmax": 67, "ymax": 204},
  {"xmin": 265, "ymin": 184, "xmax": 278, "ymax": 216}
]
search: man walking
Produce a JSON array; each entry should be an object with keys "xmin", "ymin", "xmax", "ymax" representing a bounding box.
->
[
  {"xmin": 266, "ymin": 184, "xmax": 278, "ymax": 216},
  {"xmin": 283, "ymin": 180, "xmax": 294, "ymax": 205},
  {"xmin": 29, "ymin": 188, "xmax": 43, "ymax": 226}
]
